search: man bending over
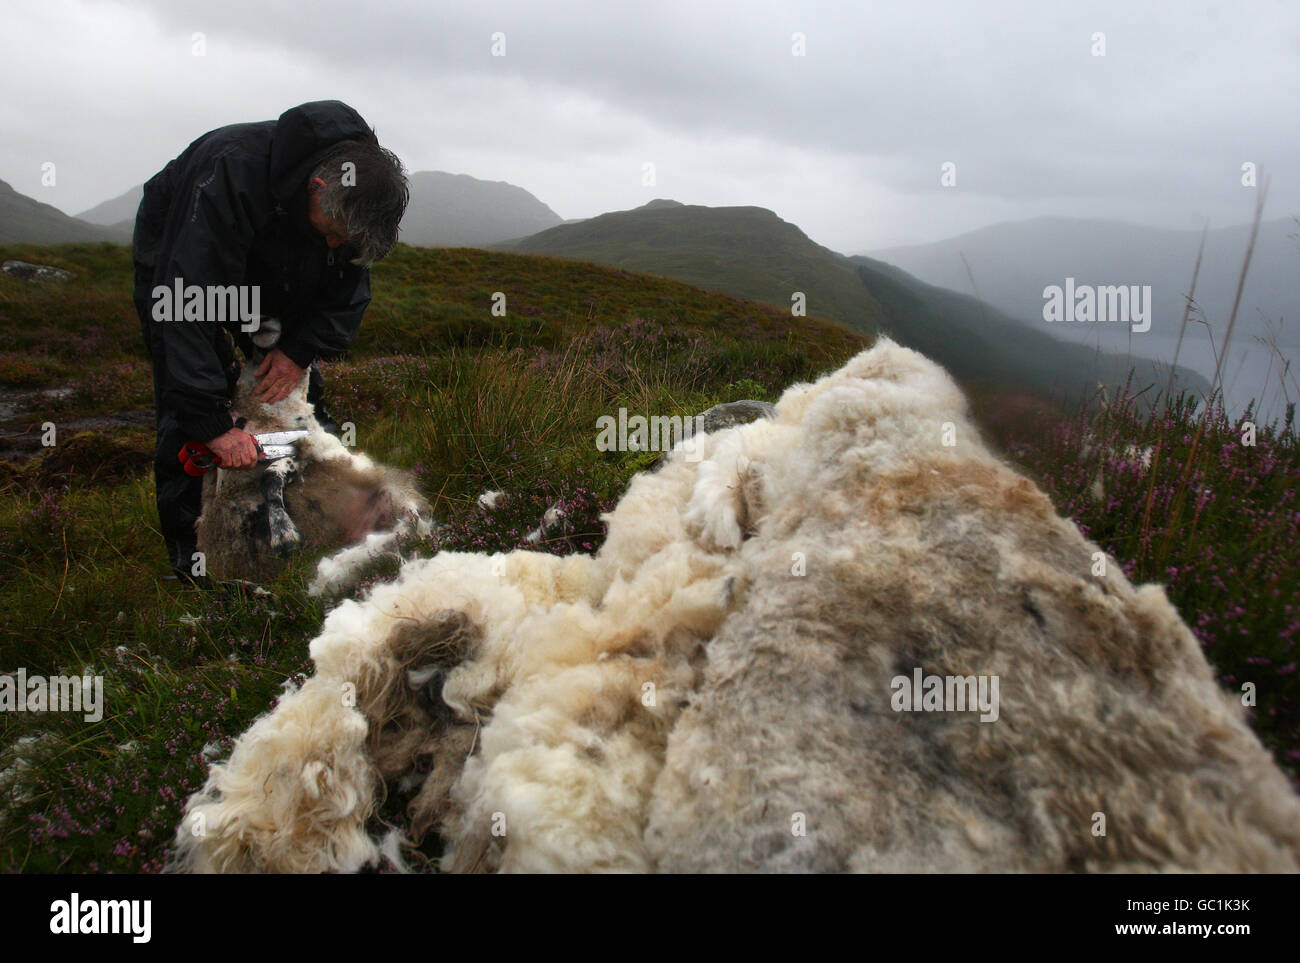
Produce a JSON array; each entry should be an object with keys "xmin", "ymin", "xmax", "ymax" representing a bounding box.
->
[{"xmin": 132, "ymin": 100, "xmax": 409, "ymax": 584}]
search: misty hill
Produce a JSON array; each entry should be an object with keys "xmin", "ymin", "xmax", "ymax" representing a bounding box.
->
[
  {"xmin": 69, "ymin": 171, "xmax": 564, "ymax": 249},
  {"xmin": 75, "ymin": 184, "xmax": 142, "ymax": 234},
  {"xmin": 503, "ymin": 200, "xmax": 1209, "ymax": 403},
  {"xmin": 868, "ymin": 217, "xmax": 1299, "ymax": 350},
  {"xmin": 0, "ymin": 180, "xmax": 130, "ymax": 245},
  {"xmin": 401, "ymin": 171, "xmax": 563, "ymax": 247},
  {"xmin": 502, "ymin": 199, "xmax": 887, "ymax": 333},
  {"xmin": 868, "ymin": 216, "xmax": 1299, "ymax": 419}
]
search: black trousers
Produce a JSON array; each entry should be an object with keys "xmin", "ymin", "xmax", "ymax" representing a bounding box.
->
[{"xmin": 135, "ymin": 267, "xmax": 326, "ymax": 571}]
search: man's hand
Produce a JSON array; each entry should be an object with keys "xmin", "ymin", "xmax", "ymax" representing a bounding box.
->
[
  {"xmin": 252, "ymin": 348, "xmax": 305, "ymax": 404},
  {"xmin": 206, "ymin": 428, "xmax": 260, "ymax": 470}
]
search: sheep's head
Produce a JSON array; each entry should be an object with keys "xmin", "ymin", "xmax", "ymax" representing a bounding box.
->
[
  {"xmin": 229, "ymin": 315, "xmax": 313, "ymax": 417},
  {"xmin": 249, "ymin": 315, "xmax": 283, "ymax": 353}
]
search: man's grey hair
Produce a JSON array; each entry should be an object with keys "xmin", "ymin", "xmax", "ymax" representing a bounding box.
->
[{"xmin": 311, "ymin": 136, "xmax": 410, "ymax": 267}]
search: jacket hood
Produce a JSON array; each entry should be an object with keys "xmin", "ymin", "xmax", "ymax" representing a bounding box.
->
[{"xmin": 269, "ymin": 100, "xmax": 372, "ymax": 203}]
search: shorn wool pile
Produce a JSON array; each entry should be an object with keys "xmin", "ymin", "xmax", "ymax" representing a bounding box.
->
[{"xmin": 173, "ymin": 339, "xmax": 1300, "ymax": 872}]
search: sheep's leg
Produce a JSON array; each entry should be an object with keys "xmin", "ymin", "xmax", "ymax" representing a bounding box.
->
[{"xmin": 262, "ymin": 459, "xmax": 301, "ymax": 557}]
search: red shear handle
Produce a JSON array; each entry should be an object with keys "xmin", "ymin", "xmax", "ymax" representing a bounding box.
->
[
  {"xmin": 178, "ymin": 441, "xmax": 220, "ymax": 476},
  {"xmin": 179, "ymin": 437, "xmax": 269, "ymax": 475}
]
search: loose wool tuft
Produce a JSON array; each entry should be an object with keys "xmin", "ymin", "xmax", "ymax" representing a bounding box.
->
[{"xmin": 173, "ymin": 339, "xmax": 1300, "ymax": 873}]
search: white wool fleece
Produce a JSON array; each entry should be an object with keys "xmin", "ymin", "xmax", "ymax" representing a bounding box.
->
[{"xmin": 173, "ymin": 339, "xmax": 1300, "ymax": 873}]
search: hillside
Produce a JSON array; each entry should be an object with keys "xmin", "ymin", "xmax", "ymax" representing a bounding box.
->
[
  {"xmin": 1, "ymin": 241, "xmax": 1294, "ymax": 873},
  {"xmin": 503, "ymin": 201, "xmax": 1210, "ymax": 404},
  {"xmin": 0, "ymin": 241, "xmax": 867, "ymax": 460},
  {"xmin": 867, "ymin": 216, "xmax": 1299, "ymax": 419},
  {"xmin": 0, "ymin": 180, "xmax": 130, "ymax": 245},
  {"xmin": 501, "ymin": 200, "xmax": 886, "ymax": 334},
  {"xmin": 75, "ymin": 183, "xmax": 142, "ymax": 234},
  {"xmin": 867, "ymin": 216, "xmax": 1299, "ymax": 348},
  {"xmin": 400, "ymin": 170, "xmax": 564, "ymax": 247},
  {"xmin": 848, "ymin": 255, "xmax": 1210, "ymax": 401},
  {"xmin": 67, "ymin": 169, "xmax": 565, "ymax": 251}
]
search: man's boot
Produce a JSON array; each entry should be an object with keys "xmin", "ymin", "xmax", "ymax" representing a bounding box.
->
[{"xmin": 168, "ymin": 538, "xmax": 212, "ymax": 590}]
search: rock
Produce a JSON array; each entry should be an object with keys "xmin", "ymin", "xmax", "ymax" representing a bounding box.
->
[
  {"xmin": 697, "ymin": 399, "xmax": 776, "ymax": 432},
  {"xmin": 1, "ymin": 260, "xmax": 75, "ymax": 282}
]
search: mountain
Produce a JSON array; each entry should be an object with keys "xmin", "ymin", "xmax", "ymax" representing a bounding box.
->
[
  {"xmin": 505, "ymin": 200, "xmax": 889, "ymax": 332},
  {"xmin": 867, "ymin": 216, "xmax": 1299, "ymax": 419},
  {"xmin": 867, "ymin": 216, "xmax": 1298, "ymax": 346},
  {"xmin": 0, "ymin": 179, "xmax": 130, "ymax": 245},
  {"xmin": 502, "ymin": 200, "xmax": 1209, "ymax": 404},
  {"xmin": 75, "ymin": 184, "xmax": 142, "ymax": 234},
  {"xmin": 400, "ymin": 171, "xmax": 563, "ymax": 247},
  {"xmin": 68, "ymin": 171, "xmax": 564, "ymax": 249}
]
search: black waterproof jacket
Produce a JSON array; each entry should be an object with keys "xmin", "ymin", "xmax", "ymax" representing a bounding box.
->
[{"xmin": 133, "ymin": 100, "xmax": 373, "ymax": 443}]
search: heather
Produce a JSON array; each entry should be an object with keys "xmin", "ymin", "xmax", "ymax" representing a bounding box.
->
[
  {"xmin": 998, "ymin": 387, "xmax": 1300, "ymax": 768},
  {"xmin": 0, "ymin": 241, "xmax": 1295, "ymax": 871}
]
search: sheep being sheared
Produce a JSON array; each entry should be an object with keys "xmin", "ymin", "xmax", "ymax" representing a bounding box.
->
[
  {"xmin": 173, "ymin": 338, "xmax": 1300, "ymax": 873},
  {"xmin": 194, "ymin": 319, "xmax": 431, "ymax": 584}
]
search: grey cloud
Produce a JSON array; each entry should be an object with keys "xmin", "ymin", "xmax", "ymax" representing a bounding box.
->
[{"xmin": 1, "ymin": 0, "xmax": 1295, "ymax": 251}]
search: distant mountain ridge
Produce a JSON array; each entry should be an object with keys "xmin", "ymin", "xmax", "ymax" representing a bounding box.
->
[
  {"xmin": 503, "ymin": 200, "xmax": 1210, "ymax": 403},
  {"xmin": 0, "ymin": 175, "xmax": 1223, "ymax": 409},
  {"xmin": 502, "ymin": 199, "xmax": 889, "ymax": 332},
  {"xmin": 75, "ymin": 184, "xmax": 142, "ymax": 233},
  {"xmin": 867, "ymin": 215, "xmax": 1299, "ymax": 419},
  {"xmin": 867, "ymin": 216, "xmax": 1299, "ymax": 350},
  {"xmin": 63, "ymin": 170, "xmax": 565, "ymax": 250},
  {"xmin": 399, "ymin": 170, "xmax": 563, "ymax": 247},
  {"xmin": 0, "ymin": 179, "xmax": 129, "ymax": 245}
]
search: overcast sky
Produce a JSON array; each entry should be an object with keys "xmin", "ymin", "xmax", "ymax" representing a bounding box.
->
[{"xmin": 2, "ymin": 0, "xmax": 1296, "ymax": 251}]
